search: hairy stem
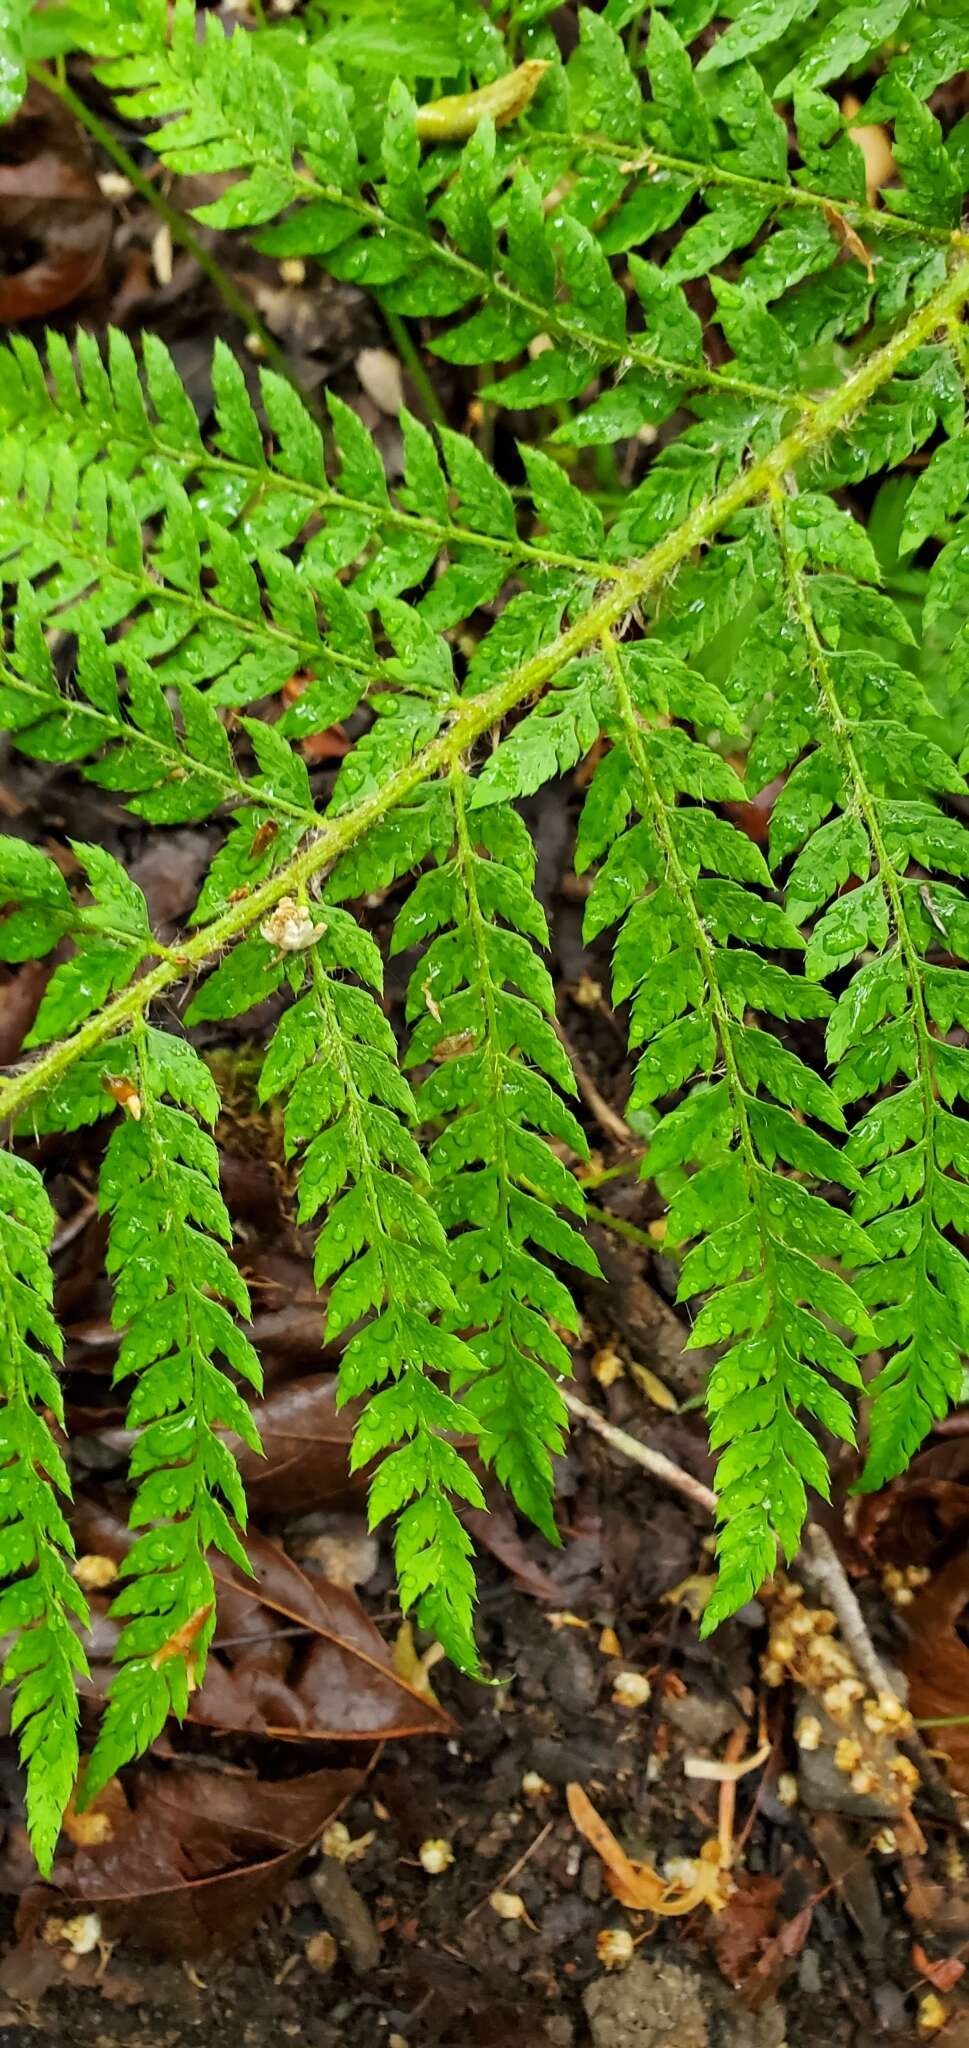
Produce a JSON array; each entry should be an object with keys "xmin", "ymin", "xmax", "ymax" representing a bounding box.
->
[{"xmin": 3, "ymin": 254, "xmax": 967, "ymax": 1130}]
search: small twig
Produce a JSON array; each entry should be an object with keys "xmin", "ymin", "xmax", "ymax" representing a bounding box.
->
[
  {"xmin": 564, "ymin": 1403, "xmax": 962, "ymax": 1825},
  {"xmin": 799, "ymin": 1525, "xmax": 896, "ymax": 1696},
  {"xmin": 717, "ymin": 1725, "xmax": 749, "ymax": 1869},
  {"xmin": 800, "ymin": 1524, "xmax": 961, "ymax": 1825},
  {"xmin": 555, "ymin": 1020, "xmax": 631, "ymax": 1147},
  {"xmin": 51, "ymin": 1196, "xmax": 98, "ymax": 1257},
  {"xmin": 560, "ymin": 1386, "xmax": 716, "ymax": 1515},
  {"xmin": 463, "ymin": 1818, "xmax": 554, "ymax": 1922}
]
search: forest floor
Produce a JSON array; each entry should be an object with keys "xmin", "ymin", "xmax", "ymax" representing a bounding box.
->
[{"xmin": 3, "ymin": 59, "xmax": 969, "ymax": 2048}]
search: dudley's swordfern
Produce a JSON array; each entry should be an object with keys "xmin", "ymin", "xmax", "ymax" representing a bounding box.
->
[{"xmin": 0, "ymin": 0, "xmax": 968, "ymax": 1869}]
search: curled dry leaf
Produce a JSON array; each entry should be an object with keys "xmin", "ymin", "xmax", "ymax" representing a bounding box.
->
[
  {"xmin": 853, "ymin": 1466, "xmax": 969, "ymax": 1576},
  {"xmin": 566, "ymin": 1783, "xmax": 731, "ymax": 1915},
  {"xmin": 912, "ymin": 1942, "xmax": 966, "ymax": 1995}
]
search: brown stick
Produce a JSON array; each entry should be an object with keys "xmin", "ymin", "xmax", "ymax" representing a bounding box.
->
[
  {"xmin": 800, "ymin": 1524, "xmax": 960, "ymax": 1825},
  {"xmin": 560, "ymin": 1386, "xmax": 716, "ymax": 1515}
]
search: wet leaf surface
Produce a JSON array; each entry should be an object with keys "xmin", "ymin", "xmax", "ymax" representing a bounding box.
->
[
  {"xmin": 23, "ymin": 1766, "xmax": 362, "ymax": 1957},
  {"xmin": 75, "ymin": 1505, "xmax": 451, "ymax": 1743}
]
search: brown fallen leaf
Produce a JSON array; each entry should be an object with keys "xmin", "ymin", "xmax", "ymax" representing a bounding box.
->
[
  {"xmin": 232, "ymin": 1373, "xmax": 364, "ymax": 1515},
  {"xmin": 712, "ymin": 1872, "xmax": 782, "ymax": 1988},
  {"xmin": 913, "ymin": 1941, "xmax": 967, "ymax": 1994},
  {"xmin": 0, "ymin": 86, "xmax": 111, "ymax": 321},
  {"xmin": 903, "ymin": 1553, "xmax": 969, "ymax": 1792},
  {"xmin": 18, "ymin": 1766, "xmax": 361, "ymax": 1959},
  {"xmin": 76, "ymin": 1503, "xmax": 452, "ymax": 1743},
  {"xmin": 565, "ymin": 1783, "xmax": 731, "ymax": 1914},
  {"xmin": 462, "ymin": 1500, "xmax": 565, "ymax": 1603}
]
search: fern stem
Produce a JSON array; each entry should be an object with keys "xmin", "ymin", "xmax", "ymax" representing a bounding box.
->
[
  {"xmin": 602, "ymin": 626, "xmax": 771, "ymax": 1240},
  {"xmin": 770, "ymin": 485, "xmax": 944, "ymax": 1440},
  {"xmin": 582, "ymin": 1199, "xmax": 657, "ymax": 1252},
  {"xmin": 29, "ymin": 63, "xmax": 304, "ymax": 407},
  {"xmin": 288, "ymin": 167, "xmax": 818, "ymax": 416},
  {"xmin": 564, "ymin": 129, "xmax": 969, "ymax": 256},
  {"xmin": 3, "ymin": 251, "xmax": 968, "ymax": 1132}
]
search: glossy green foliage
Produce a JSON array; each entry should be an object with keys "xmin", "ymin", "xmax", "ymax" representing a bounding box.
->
[
  {"xmin": 82, "ymin": 1028, "xmax": 261, "ymax": 1805},
  {"xmin": 0, "ymin": 1155, "xmax": 89, "ymax": 1873},
  {"xmin": 1, "ymin": 0, "xmax": 969, "ymax": 1875}
]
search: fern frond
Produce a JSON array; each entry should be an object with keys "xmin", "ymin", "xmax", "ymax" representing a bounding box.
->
[
  {"xmin": 768, "ymin": 485, "xmax": 969, "ymax": 1491},
  {"xmin": 62, "ymin": 1, "xmax": 969, "ymax": 447},
  {"xmin": 1, "ymin": 835, "xmax": 155, "ymax": 1054},
  {"xmin": 190, "ymin": 896, "xmax": 487, "ymax": 1670},
  {"xmin": 583, "ymin": 633, "xmax": 875, "ymax": 1629},
  {"xmin": 399, "ymin": 768, "xmax": 601, "ymax": 1542},
  {"xmin": 82, "ymin": 1022, "xmax": 261, "ymax": 1805},
  {"xmin": 3, "ymin": 0, "xmax": 969, "ymax": 1853},
  {"xmin": 0, "ymin": 1153, "xmax": 89, "ymax": 1874}
]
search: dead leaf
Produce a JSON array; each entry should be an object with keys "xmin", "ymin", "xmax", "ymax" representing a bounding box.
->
[
  {"xmin": 822, "ymin": 201, "xmax": 874, "ymax": 280},
  {"xmin": 20, "ymin": 1767, "xmax": 361, "ymax": 1958},
  {"xmin": 0, "ymin": 87, "xmax": 111, "ymax": 321},
  {"xmin": 842, "ymin": 95, "xmax": 896, "ymax": 204},
  {"xmin": 853, "ymin": 1469, "xmax": 969, "ymax": 1577},
  {"xmin": 62, "ymin": 1780, "xmax": 127, "ymax": 1850},
  {"xmin": 393, "ymin": 1620, "xmax": 444, "ymax": 1708},
  {"xmin": 913, "ymin": 1942, "xmax": 967, "ymax": 1994},
  {"xmin": 232, "ymin": 1374, "xmax": 364, "ymax": 1515},
  {"xmin": 745, "ymin": 1901, "xmax": 814, "ymax": 2005},
  {"xmin": 565, "ymin": 1783, "xmax": 731, "ymax": 1915},
  {"xmin": 712, "ymin": 1872, "xmax": 781, "ymax": 1988},
  {"xmin": 462, "ymin": 1502, "xmax": 565, "ymax": 1603},
  {"xmin": 75, "ymin": 1504, "xmax": 452, "ymax": 1744},
  {"xmin": 903, "ymin": 1554, "xmax": 969, "ymax": 1792},
  {"xmin": 0, "ymin": 961, "xmax": 50, "ymax": 1065}
]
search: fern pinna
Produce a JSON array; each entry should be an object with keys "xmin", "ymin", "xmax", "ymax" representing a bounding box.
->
[{"xmin": 1, "ymin": 0, "xmax": 969, "ymax": 1865}]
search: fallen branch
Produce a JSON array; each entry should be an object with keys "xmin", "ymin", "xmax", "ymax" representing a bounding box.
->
[
  {"xmin": 559, "ymin": 1387, "xmax": 716, "ymax": 1515},
  {"xmin": 800, "ymin": 1525, "xmax": 961, "ymax": 1826}
]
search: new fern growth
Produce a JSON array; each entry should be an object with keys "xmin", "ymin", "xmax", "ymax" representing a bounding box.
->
[{"xmin": 1, "ymin": 0, "xmax": 969, "ymax": 1868}]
